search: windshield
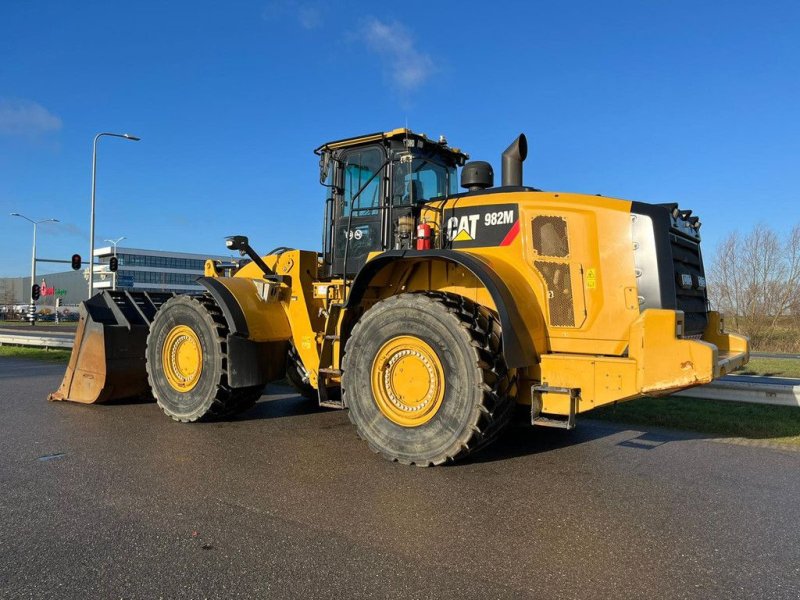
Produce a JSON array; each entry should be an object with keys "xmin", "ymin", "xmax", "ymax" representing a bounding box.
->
[{"xmin": 392, "ymin": 154, "xmax": 458, "ymax": 205}]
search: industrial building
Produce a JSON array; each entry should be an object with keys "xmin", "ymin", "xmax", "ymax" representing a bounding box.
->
[
  {"xmin": 92, "ymin": 245, "xmax": 231, "ymax": 295},
  {"xmin": 0, "ymin": 246, "xmax": 233, "ymax": 307}
]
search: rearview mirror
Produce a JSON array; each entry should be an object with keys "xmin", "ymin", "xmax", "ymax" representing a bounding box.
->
[{"xmin": 319, "ymin": 151, "xmax": 331, "ymax": 185}]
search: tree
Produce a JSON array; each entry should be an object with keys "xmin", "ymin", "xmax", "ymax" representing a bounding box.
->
[
  {"xmin": 0, "ymin": 280, "xmax": 15, "ymax": 305},
  {"xmin": 708, "ymin": 223, "xmax": 800, "ymax": 350}
]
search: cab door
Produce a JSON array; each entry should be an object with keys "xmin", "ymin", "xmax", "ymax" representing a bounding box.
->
[{"xmin": 330, "ymin": 145, "xmax": 387, "ymax": 276}]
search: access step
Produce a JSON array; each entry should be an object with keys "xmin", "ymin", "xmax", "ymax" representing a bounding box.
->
[{"xmin": 531, "ymin": 385, "xmax": 579, "ymax": 430}]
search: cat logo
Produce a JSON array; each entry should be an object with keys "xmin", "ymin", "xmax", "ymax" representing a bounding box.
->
[
  {"xmin": 444, "ymin": 204, "xmax": 520, "ymax": 248},
  {"xmin": 446, "ymin": 214, "xmax": 480, "ymax": 242}
]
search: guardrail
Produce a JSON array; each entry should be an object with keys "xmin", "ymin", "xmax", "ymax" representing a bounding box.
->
[
  {"xmin": 0, "ymin": 333, "xmax": 74, "ymax": 350},
  {"xmin": 676, "ymin": 376, "xmax": 800, "ymax": 408}
]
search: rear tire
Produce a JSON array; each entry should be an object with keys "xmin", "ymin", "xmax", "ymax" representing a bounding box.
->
[
  {"xmin": 342, "ymin": 293, "xmax": 516, "ymax": 466},
  {"xmin": 146, "ymin": 294, "xmax": 262, "ymax": 422}
]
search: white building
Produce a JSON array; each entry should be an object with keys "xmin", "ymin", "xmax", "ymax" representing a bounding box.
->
[{"xmin": 93, "ymin": 246, "xmax": 234, "ymax": 294}]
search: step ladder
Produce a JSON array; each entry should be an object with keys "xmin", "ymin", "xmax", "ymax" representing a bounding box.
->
[
  {"xmin": 531, "ymin": 385, "xmax": 580, "ymax": 429},
  {"xmin": 316, "ymin": 303, "xmax": 345, "ymax": 409}
]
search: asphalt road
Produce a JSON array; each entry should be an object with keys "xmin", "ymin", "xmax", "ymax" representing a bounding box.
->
[{"xmin": 1, "ymin": 358, "xmax": 799, "ymax": 599}]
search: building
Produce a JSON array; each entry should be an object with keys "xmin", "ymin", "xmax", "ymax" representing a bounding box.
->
[
  {"xmin": 0, "ymin": 271, "xmax": 85, "ymax": 307},
  {"xmin": 92, "ymin": 245, "xmax": 232, "ymax": 294},
  {"xmin": 0, "ymin": 246, "xmax": 235, "ymax": 307}
]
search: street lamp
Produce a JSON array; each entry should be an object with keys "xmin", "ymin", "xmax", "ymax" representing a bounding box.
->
[
  {"xmin": 89, "ymin": 132, "xmax": 140, "ymax": 299},
  {"xmin": 104, "ymin": 236, "xmax": 126, "ymax": 290},
  {"xmin": 10, "ymin": 213, "xmax": 59, "ymax": 325}
]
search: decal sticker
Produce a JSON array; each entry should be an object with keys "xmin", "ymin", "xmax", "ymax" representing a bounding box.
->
[
  {"xmin": 444, "ymin": 204, "xmax": 519, "ymax": 248},
  {"xmin": 586, "ymin": 268, "xmax": 597, "ymax": 289}
]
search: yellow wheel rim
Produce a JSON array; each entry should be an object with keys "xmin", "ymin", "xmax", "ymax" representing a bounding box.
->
[
  {"xmin": 371, "ymin": 335, "xmax": 445, "ymax": 427},
  {"xmin": 162, "ymin": 325, "xmax": 203, "ymax": 392}
]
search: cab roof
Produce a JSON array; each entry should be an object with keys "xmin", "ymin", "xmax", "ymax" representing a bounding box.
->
[{"xmin": 315, "ymin": 128, "xmax": 468, "ymax": 161}]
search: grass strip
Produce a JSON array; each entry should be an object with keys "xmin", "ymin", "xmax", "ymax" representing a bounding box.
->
[
  {"xmin": 591, "ymin": 396, "xmax": 800, "ymax": 446},
  {"xmin": 0, "ymin": 346, "xmax": 71, "ymax": 362},
  {"xmin": 736, "ymin": 357, "xmax": 800, "ymax": 379}
]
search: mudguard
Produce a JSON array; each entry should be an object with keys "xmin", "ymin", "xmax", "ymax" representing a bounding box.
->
[{"xmin": 344, "ymin": 249, "xmax": 539, "ymax": 369}]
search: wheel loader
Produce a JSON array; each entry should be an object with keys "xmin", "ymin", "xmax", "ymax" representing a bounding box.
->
[{"xmin": 50, "ymin": 128, "xmax": 749, "ymax": 465}]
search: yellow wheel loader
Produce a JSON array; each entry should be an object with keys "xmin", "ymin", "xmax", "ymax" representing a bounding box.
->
[{"xmin": 50, "ymin": 128, "xmax": 749, "ymax": 465}]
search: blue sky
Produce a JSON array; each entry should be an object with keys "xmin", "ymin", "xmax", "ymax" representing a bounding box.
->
[{"xmin": 1, "ymin": 0, "xmax": 798, "ymax": 277}]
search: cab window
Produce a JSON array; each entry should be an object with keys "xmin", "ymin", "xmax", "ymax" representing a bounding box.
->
[
  {"xmin": 343, "ymin": 147, "xmax": 384, "ymax": 217},
  {"xmin": 393, "ymin": 156, "xmax": 458, "ymax": 205}
]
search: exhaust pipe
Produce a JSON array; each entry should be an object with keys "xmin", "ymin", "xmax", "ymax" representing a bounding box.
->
[{"xmin": 501, "ymin": 134, "xmax": 528, "ymax": 187}]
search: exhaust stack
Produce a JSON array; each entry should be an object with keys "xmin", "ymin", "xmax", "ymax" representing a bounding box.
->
[{"xmin": 501, "ymin": 134, "xmax": 528, "ymax": 187}]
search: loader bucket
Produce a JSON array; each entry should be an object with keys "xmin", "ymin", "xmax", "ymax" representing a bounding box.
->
[{"xmin": 49, "ymin": 291, "xmax": 174, "ymax": 404}]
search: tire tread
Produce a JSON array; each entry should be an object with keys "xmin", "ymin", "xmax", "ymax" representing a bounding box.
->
[{"xmin": 342, "ymin": 292, "xmax": 516, "ymax": 466}]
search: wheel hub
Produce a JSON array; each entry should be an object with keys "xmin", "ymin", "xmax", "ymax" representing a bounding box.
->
[
  {"xmin": 162, "ymin": 325, "xmax": 203, "ymax": 392},
  {"xmin": 371, "ymin": 336, "xmax": 445, "ymax": 427}
]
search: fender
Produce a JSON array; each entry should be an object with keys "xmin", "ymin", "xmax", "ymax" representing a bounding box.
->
[
  {"xmin": 197, "ymin": 276, "xmax": 290, "ymax": 387},
  {"xmin": 345, "ymin": 250, "xmax": 538, "ymax": 368},
  {"xmin": 197, "ymin": 276, "xmax": 250, "ymax": 336}
]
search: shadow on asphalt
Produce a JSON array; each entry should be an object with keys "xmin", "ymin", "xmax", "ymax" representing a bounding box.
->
[
  {"xmin": 70, "ymin": 380, "xmax": 798, "ymax": 462},
  {"xmin": 459, "ymin": 420, "xmax": 700, "ymax": 465},
  {"xmin": 104, "ymin": 395, "xmax": 156, "ymax": 406},
  {"xmin": 100, "ymin": 385, "xmax": 327, "ymax": 420},
  {"xmin": 232, "ymin": 393, "xmax": 329, "ymax": 421},
  {"xmin": 233, "ymin": 391, "xmax": 709, "ymax": 464}
]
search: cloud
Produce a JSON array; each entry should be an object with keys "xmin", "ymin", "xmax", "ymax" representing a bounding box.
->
[
  {"xmin": 297, "ymin": 5, "xmax": 322, "ymax": 29},
  {"xmin": 0, "ymin": 99, "xmax": 62, "ymax": 136},
  {"xmin": 262, "ymin": 1, "xmax": 324, "ymax": 30},
  {"xmin": 360, "ymin": 18, "xmax": 435, "ymax": 93},
  {"xmin": 45, "ymin": 222, "xmax": 87, "ymax": 239}
]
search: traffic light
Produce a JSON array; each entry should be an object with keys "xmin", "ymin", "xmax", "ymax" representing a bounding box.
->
[
  {"xmin": 71, "ymin": 254, "xmax": 81, "ymax": 270},
  {"xmin": 31, "ymin": 284, "xmax": 40, "ymax": 301},
  {"xmin": 56, "ymin": 297, "xmax": 62, "ymax": 308},
  {"xmin": 109, "ymin": 256, "xmax": 118, "ymax": 272}
]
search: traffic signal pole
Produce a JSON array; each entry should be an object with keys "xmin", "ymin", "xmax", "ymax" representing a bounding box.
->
[
  {"xmin": 29, "ymin": 220, "xmax": 36, "ymax": 326},
  {"xmin": 10, "ymin": 214, "xmax": 59, "ymax": 326}
]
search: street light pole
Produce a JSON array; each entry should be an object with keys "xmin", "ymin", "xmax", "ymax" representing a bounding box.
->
[
  {"xmin": 104, "ymin": 236, "xmax": 126, "ymax": 291},
  {"xmin": 10, "ymin": 213, "xmax": 59, "ymax": 325},
  {"xmin": 89, "ymin": 132, "xmax": 140, "ymax": 299}
]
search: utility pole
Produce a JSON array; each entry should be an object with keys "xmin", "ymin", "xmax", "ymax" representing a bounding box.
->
[{"xmin": 89, "ymin": 132, "xmax": 140, "ymax": 298}]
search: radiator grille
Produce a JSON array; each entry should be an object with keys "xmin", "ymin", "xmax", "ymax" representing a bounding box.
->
[
  {"xmin": 532, "ymin": 216, "xmax": 569, "ymax": 258},
  {"xmin": 670, "ymin": 234, "xmax": 707, "ymax": 335},
  {"xmin": 535, "ymin": 261, "xmax": 575, "ymax": 327}
]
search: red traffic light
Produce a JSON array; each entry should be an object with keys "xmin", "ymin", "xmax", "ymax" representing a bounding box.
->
[
  {"xmin": 71, "ymin": 254, "xmax": 81, "ymax": 270},
  {"xmin": 31, "ymin": 284, "xmax": 41, "ymax": 301},
  {"xmin": 109, "ymin": 256, "xmax": 119, "ymax": 272}
]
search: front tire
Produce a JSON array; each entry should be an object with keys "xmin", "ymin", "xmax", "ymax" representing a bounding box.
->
[
  {"xmin": 146, "ymin": 294, "xmax": 262, "ymax": 422},
  {"xmin": 342, "ymin": 293, "xmax": 516, "ymax": 466}
]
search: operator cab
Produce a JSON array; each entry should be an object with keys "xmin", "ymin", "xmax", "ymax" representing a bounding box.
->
[{"xmin": 316, "ymin": 129, "xmax": 468, "ymax": 277}]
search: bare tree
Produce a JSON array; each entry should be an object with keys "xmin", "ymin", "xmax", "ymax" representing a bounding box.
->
[
  {"xmin": 708, "ymin": 223, "xmax": 800, "ymax": 350},
  {"xmin": 0, "ymin": 280, "xmax": 14, "ymax": 306}
]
